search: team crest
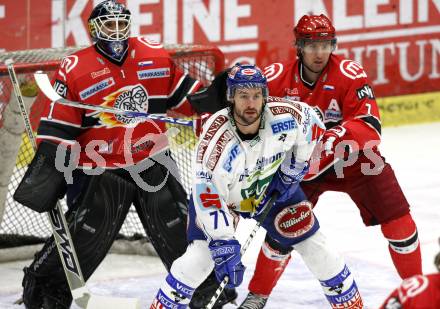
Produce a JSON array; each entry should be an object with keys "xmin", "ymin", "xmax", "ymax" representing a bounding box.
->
[{"xmin": 99, "ymin": 84, "xmax": 149, "ymax": 127}]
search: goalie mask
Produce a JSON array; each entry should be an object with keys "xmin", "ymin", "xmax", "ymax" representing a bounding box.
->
[{"xmin": 88, "ymin": 0, "xmax": 131, "ymax": 62}]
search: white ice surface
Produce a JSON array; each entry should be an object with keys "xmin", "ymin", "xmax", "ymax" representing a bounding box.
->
[{"xmin": 1, "ymin": 122, "xmax": 439, "ymax": 309}]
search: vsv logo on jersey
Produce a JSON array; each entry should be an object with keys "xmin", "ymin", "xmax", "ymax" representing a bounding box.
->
[
  {"xmin": 271, "ymin": 118, "xmax": 296, "ymax": 134},
  {"xmin": 196, "ymin": 184, "xmax": 221, "ymax": 210},
  {"xmin": 137, "ymin": 68, "xmax": 170, "ymax": 80},
  {"xmin": 223, "ymin": 143, "xmax": 241, "ymax": 172},
  {"xmin": 79, "ymin": 77, "xmax": 115, "ymax": 100}
]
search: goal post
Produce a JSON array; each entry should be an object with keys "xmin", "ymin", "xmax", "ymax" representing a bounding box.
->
[{"xmin": 0, "ymin": 44, "xmax": 224, "ymax": 257}]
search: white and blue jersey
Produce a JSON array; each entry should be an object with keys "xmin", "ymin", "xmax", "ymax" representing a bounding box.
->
[{"xmin": 188, "ymin": 97, "xmax": 325, "ymax": 245}]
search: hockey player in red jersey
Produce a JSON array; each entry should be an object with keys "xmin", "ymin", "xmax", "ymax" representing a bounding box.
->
[
  {"xmin": 239, "ymin": 14, "xmax": 423, "ymax": 308},
  {"xmin": 380, "ymin": 239, "xmax": 440, "ymax": 309},
  {"xmin": 13, "ymin": 1, "xmax": 235, "ymax": 308}
]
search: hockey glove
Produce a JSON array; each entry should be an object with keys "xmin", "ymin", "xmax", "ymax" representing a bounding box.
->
[
  {"xmin": 13, "ymin": 140, "xmax": 68, "ymax": 213},
  {"xmin": 187, "ymin": 70, "xmax": 229, "ymax": 114},
  {"xmin": 257, "ymin": 160, "xmax": 309, "ymax": 214},
  {"xmin": 209, "ymin": 239, "xmax": 245, "ymax": 288},
  {"xmin": 322, "ymin": 125, "xmax": 347, "ymax": 155}
]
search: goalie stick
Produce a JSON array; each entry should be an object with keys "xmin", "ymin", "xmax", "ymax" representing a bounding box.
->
[
  {"xmin": 6, "ymin": 59, "xmax": 140, "ymax": 309},
  {"xmin": 205, "ymin": 192, "xmax": 280, "ymax": 309},
  {"xmin": 34, "ymin": 72, "xmax": 195, "ymax": 127}
]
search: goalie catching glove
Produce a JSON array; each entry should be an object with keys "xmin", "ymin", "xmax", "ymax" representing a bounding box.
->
[{"xmin": 209, "ymin": 239, "xmax": 245, "ymax": 288}]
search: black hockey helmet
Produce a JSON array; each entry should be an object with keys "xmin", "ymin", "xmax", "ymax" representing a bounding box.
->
[{"xmin": 88, "ymin": 1, "xmax": 131, "ymax": 62}]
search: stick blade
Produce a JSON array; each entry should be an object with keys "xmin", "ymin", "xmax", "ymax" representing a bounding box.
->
[
  {"xmin": 86, "ymin": 295, "xmax": 141, "ymax": 309},
  {"xmin": 34, "ymin": 72, "xmax": 62, "ymax": 102}
]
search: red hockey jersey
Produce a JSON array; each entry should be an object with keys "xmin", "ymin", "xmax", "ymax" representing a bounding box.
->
[
  {"xmin": 37, "ymin": 37, "xmax": 201, "ymax": 168},
  {"xmin": 263, "ymin": 55, "xmax": 382, "ymax": 179},
  {"xmin": 380, "ymin": 273, "xmax": 440, "ymax": 309}
]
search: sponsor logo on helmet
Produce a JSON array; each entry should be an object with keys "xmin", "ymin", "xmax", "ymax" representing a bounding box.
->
[{"xmin": 241, "ymin": 68, "xmax": 257, "ymax": 75}]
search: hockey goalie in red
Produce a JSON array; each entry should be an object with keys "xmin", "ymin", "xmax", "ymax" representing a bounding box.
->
[
  {"xmin": 14, "ymin": 1, "xmax": 235, "ymax": 308},
  {"xmin": 239, "ymin": 14, "xmax": 422, "ymax": 308}
]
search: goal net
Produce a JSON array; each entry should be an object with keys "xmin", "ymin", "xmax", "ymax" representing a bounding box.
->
[{"xmin": 0, "ymin": 44, "xmax": 224, "ymax": 256}]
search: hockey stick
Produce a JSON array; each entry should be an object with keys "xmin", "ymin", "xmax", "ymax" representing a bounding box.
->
[
  {"xmin": 205, "ymin": 191, "xmax": 280, "ymax": 309},
  {"xmin": 6, "ymin": 59, "xmax": 140, "ymax": 309},
  {"xmin": 34, "ymin": 72, "xmax": 195, "ymax": 127}
]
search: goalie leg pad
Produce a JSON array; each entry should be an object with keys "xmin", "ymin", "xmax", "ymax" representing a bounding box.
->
[
  {"xmin": 22, "ymin": 171, "xmax": 136, "ymax": 307},
  {"xmin": 134, "ymin": 161, "xmax": 189, "ymax": 271},
  {"xmin": 13, "ymin": 140, "xmax": 69, "ymax": 212}
]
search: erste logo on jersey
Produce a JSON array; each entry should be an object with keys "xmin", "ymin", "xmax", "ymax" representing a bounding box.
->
[
  {"xmin": 270, "ymin": 118, "xmax": 296, "ymax": 134},
  {"xmin": 339, "ymin": 60, "xmax": 367, "ymax": 80},
  {"xmin": 99, "ymin": 84, "xmax": 149, "ymax": 127}
]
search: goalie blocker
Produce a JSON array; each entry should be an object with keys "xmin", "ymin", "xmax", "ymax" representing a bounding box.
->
[
  {"xmin": 14, "ymin": 140, "xmax": 69, "ymax": 213},
  {"xmin": 16, "ymin": 145, "xmax": 234, "ymax": 308}
]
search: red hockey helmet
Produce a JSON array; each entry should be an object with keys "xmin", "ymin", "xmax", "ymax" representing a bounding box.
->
[{"xmin": 294, "ymin": 14, "xmax": 336, "ymax": 46}]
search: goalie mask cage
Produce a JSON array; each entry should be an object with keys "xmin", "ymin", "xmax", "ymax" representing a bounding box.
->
[{"xmin": 0, "ymin": 44, "xmax": 224, "ymax": 254}]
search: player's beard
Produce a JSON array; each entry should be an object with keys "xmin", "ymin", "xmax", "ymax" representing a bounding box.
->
[{"xmin": 233, "ymin": 105, "xmax": 263, "ymax": 126}]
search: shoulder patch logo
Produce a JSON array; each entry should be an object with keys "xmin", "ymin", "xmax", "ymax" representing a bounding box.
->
[
  {"xmin": 137, "ymin": 37, "xmax": 163, "ymax": 49},
  {"xmin": 356, "ymin": 84, "xmax": 375, "ymax": 100},
  {"xmin": 264, "ymin": 63, "xmax": 283, "ymax": 82},
  {"xmin": 60, "ymin": 55, "xmax": 78, "ymax": 74},
  {"xmin": 340, "ymin": 60, "xmax": 367, "ymax": 80}
]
